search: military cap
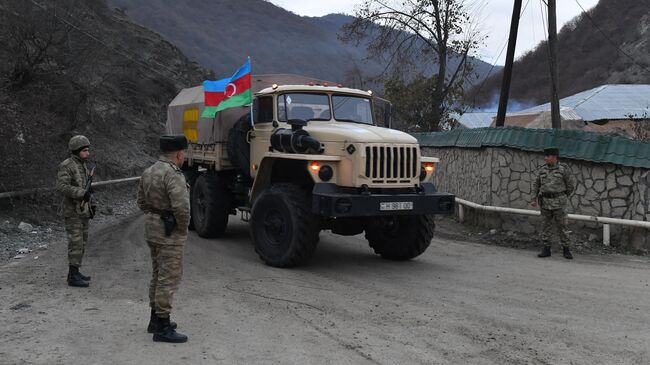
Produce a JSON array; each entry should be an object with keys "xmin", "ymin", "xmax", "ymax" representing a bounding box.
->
[
  {"xmin": 543, "ymin": 147, "xmax": 559, "ymax": 156},
  {"xmin": 160, "ymin": 135, "xmax": 188, "ymax": 152},
  {"xmin": 69, "ymin": 135, "xmax": 90, "ymax": 152}
]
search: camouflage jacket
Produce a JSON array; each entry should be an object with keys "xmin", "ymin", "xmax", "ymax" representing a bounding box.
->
[
  {"xmin": 56, "ymin": 155, "xmax": 91, "ymax": 218},
  {"xmin": 533, "ymin": 162, "xmax": 576, "ymax": 210},
  {"xmin": 137, "ymin": 156, "xmax": 190, "ymax": 245}
]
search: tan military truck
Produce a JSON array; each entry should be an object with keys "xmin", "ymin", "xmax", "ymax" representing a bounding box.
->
[{"xmin": 166, "ymin": 74, "xmax": 454, "ymax": 267}]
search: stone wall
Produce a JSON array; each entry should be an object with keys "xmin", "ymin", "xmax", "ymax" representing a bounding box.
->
[{"xmin": 424, "ymin": 146, "xmax": 650, "ymax": 250}]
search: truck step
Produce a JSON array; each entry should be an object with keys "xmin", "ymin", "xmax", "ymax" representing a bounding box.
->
[{"xmin": 238, "ymin": 207, "xmax": 251, "ymax": 222}]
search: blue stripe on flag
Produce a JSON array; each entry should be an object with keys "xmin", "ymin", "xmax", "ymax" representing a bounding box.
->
[{"xmin": 203, "ymin": 78, "xmax": 229, "ymax": 92}]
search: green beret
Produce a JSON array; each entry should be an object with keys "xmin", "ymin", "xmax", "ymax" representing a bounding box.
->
[
  {"xmin": 160, "ymin": 135, "xmax": 188, "ymax": 152},
  {"xmin": 543, "ymin": 147, "xmax": 559, "ymax": 156}
]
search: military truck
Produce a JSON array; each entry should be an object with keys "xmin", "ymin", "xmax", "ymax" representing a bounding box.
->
[{"xmin": 166, "ymin": 74, "xmax": 454, "ymax": 267}]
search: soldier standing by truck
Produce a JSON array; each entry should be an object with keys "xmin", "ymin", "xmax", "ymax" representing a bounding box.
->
[
  {"xmin": 531, "ymin": 147, "xmax": 576, "ymax": 260},
  {"xmin": 137, "ymin": 135, "xmax": 190, "ymax": 343},
  {"xmin": 56, "ymin": 135, "xmax": 94, "ymax": 288}
]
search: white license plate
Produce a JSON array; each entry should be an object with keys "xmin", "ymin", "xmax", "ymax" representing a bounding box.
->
[{"xmin": 379, "ymin": 201, "xmax": 413, "ymax": 211}]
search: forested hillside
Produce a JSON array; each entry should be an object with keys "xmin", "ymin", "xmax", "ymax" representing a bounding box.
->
[
  {"xmin": 468, "ymin": 0, "xmax": 650, "ymax": 108},
  {"xmin": 107, "ymin": 0, "xmax": 494, "ymax": 85},
  {"xmin": 0, "ymin": 0, "xmax": 209, "ymax": 191}
]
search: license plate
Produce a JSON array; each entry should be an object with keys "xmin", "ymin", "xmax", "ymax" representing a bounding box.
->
[{"xmin": 379, "ymin": 201, "xmax": 413, "ymax": 211}]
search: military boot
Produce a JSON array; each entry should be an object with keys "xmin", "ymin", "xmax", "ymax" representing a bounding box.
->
[
  {"xmin": 152, "ymin": 316, "xmax": 188, "ymax": 343},
  {"xmin": 537, "ymin": 245, "xmax": 551, "ymax": 258},
  {"xmin": 77, "ymin": 269, "xmax": 91, "ymax": 281},
  {"xmin": 563, "ymin": 246, "xmax": 573, "ymax": 260},
  {"xmin": 67, "ymin": 266, "xmax": 89, "ymax": 287},
  {"xmin": 147, "ymin": 309, "xmax": 177, "ymax": 333}
]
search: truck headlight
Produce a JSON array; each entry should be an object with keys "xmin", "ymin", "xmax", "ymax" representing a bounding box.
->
[{"xmin": 420, "ymin": 162, "xmax": 435, "ymax": 181}]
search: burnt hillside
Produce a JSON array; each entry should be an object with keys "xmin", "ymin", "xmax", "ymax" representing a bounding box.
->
[
  {"xmin": 0, "ymin": 0, "xmax": 210, "ymax": 192},
  {"xmin": 468, "ymin": 0, "xmax": 650, "ymax": 109},
  {"xmin": 106, "ymin": 0, "xmax": 494, "ymax": 85}
]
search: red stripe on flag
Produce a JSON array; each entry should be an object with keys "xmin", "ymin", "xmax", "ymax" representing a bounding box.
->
[
  {"xmin": 205, "ymin": 91, "xmax": 225, "ymax": 106},
  {"xmin": 224, "ymin": 74, "xmax": 251, "ymax": 99}
]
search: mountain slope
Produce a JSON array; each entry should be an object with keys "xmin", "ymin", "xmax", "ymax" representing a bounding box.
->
[
  {"xmin": 0, "ymin": 0, "xmax": 209, "ymax": 192},
  {"xmin": 468, "ymin": 0, "xmax": 650, "ymax": 108},
  {"xmin": 107, "ymin": 0, "xmax": 495, "ymax": 85}
]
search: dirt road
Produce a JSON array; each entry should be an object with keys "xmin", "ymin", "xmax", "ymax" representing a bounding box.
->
[{"xmin": 2, "ymin": 215, "xmax": 650, "ymax": 364}]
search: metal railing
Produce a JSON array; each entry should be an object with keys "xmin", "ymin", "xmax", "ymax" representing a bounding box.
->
[
  {"xmin": 455, "ymin": 197, "xmax": 650, "ymax": 246},
  {"xmin": 0, "ymin": 177, "xmax": 140, "ymax": 199}
]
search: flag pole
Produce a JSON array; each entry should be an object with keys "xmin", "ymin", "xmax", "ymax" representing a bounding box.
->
[{"xmin": 248, "ymin": 57, "xmax": 255, "ymax": 130}]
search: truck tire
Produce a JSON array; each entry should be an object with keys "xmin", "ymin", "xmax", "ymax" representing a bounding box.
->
[
  {"xmin": 250, "ymin": 183, "xmax": 319, "ymax": 267},
  {"xmin": 192, "ymin": 172, "xmax": 232, "ymax": 238},
  {"xmin": 227, "ymin": 113, "xmax": 251, "ymax": 175},
  {"xmin": 182, "ymin": 167, "xmax": 199, "ymax": 231},
  {"xmin": 365, "ymin": 215, "xmax": 435, "ymax": 260}
]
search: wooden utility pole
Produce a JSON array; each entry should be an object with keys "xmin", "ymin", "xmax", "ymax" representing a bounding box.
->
[
  {"xmin": 495, "ymin": 0, "xmax": 523, "ymax": 127},
  {"xmin": 548, "ymin": 0, "xmax": 561, "ymax": 129}
]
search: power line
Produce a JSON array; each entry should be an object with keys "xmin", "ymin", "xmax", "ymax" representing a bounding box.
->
[
  {"xmin": 574, "ymin": 0, "xmax": 650, "ymax": 74},
  {"xmin": 26, "ymin": 0, "xmax": 184, "ymax": 81}
]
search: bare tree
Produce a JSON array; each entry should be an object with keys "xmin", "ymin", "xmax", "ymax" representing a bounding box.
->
[{"xmin": 341, "ymin": 0, "xmax": 483, "ymax": 131}]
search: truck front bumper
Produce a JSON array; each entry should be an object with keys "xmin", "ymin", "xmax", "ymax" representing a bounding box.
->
[{"xmin": 312, "ymin": 183, "xmax": 455, "ymax": 218}]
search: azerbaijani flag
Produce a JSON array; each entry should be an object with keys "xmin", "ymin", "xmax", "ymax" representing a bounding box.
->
[{"xmin": 202, "ymin": 58, "xmax": 252, "ymax": 118}]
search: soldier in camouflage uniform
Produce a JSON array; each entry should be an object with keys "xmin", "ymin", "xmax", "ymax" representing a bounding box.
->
[
  {"xmin": 531, "ymin": 147, "xmax": 576, "ymax": 259},
  {"xmin": 56, "ymin": 135, "xmax": 94, "ymax": 287},
  {"xmin": 137, "ymin": 135, "xmax": 191, "ymax": 343}
]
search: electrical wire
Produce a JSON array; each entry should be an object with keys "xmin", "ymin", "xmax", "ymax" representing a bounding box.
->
[{"xmin": 465, "ymin": 0, "xmax": 531, "ymax": 112}]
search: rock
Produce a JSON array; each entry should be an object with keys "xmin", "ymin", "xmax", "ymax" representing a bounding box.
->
[
  {"xmin": 588, "ymin": 234, "xmax": 599, "ymax": 242},
  {"xmin": 489, "ymin": 229, "xmax": 498, "ymax": 235},
  {"xmin": 100, "ymin": 206, "xmax": 114, "ymax": 215},
  {"xmin": 606, "ymin": 174, "xmax": 617, "ymax": 190},
  {"xmin": 18, "ymin": 222, "xmax": 33, "ymax": 233},
  {"xmin": 13, "ymin": 254, "xmax": 26, "ymax": 260},
  {"xmin": 37, "ymin": 244, "xmax": 48, "ymax": 250},
  {"xmin": 616, "ymin": 175, "xmax": 633, "ymax": 187}
]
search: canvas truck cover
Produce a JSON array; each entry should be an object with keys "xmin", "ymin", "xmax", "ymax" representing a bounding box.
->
[{"xmin": 166, "ymin": 74, "xmax": 336, "ymax": 144}]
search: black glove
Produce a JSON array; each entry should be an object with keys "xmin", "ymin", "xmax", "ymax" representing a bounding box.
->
[{"xmin": 83, "ymin": 191, "xmax": 91, "ymax": 202}]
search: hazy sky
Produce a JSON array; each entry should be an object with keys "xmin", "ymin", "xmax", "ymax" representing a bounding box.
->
[{"xmin": 268, "ymin": 0, "xmax": 600, "ymax": 66}]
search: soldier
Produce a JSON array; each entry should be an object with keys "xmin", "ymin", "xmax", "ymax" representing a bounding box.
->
[
  {"xmin": 56, "ymin": 135, "xmax": 94, "ymax": 287},
  {"xmin": 137, "ymin": 135, "xmax": 191, "ymax": 343},
  {"xmin": 531, "ymin": 147, "xmax": 576, "ymax": 259}
]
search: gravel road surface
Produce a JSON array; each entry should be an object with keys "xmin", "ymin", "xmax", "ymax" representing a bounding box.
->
[{"xmin": 2, "ymin": 215, "xmax": 649, "ymax": 364}]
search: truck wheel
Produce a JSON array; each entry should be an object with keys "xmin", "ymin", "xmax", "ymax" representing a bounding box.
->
[
  {"xmin": 365, "ymin": 215, "xmax": 435, "ymax": 260},
  {"xmin": 227, "ymin": 113, "xmax": 251, "ymax": 175},
  {"xmin": 250, "ymin": 183, "xmax": 319, "ymax": 267},
  {"xmin": 182, "ymin": 167, "xmax": 199, "ymax": 231},
  {"xmin": 192, "ymin": 172, "xmax": 232, "ymax": 238}
]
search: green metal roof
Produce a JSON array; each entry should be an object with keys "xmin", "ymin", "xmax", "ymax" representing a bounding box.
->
[{"xmin": 412, "ymin": 127, "xmax": 650, "ymax": 169}]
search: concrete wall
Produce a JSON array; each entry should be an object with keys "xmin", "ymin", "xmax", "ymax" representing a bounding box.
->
[{"xmin": 423, "ymin": 146, "xmax": 650, "ymax": 250}]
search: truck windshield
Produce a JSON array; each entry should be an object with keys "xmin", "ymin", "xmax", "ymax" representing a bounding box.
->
[
  {"xmin": 332, "ymin": 95, "xmax": 373, "ymax": 125},
  {"xmin": 277, "ymin": 93, "xmax": 331, "ymax": 121}
]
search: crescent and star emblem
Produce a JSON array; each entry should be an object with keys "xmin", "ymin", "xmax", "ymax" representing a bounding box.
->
[{"xmin": 225, "ymin": 83, "xmax": 237, "ymax": 98}]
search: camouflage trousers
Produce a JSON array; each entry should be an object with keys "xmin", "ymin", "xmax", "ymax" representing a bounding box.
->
[
  {"xmin": 540, "ymin": 208, "xmax": 571, "ymax": 248},
  {"xmin": 147, "ymin": 241, "xmax": 184, "ymax": 318},
  {"xmin": 64, "ymin": 217, "xmax": 89, "ymax": 267}
]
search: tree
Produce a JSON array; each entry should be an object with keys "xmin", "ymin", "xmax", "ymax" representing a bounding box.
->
[
  {"xmin": 385, "ymin": 73, "xmax": 461, "ymax": 132},
  {"xmin": 341, "ymin": 0, "xmax": 483, "ymax": 131}
]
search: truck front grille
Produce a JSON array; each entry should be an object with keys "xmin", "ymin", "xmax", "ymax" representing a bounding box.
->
[{"xmin": 365, "ymin": 145, "xmax": 419, "ymax": 181}]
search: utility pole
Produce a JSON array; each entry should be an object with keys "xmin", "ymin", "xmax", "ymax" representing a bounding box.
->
[
  {"xmin": 548, "ymin": 0, "xmax": 561, "ymax": 129},
  {"xmin": 495, "ymin": 0, "xmax": 522, "ymax": 127}
]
